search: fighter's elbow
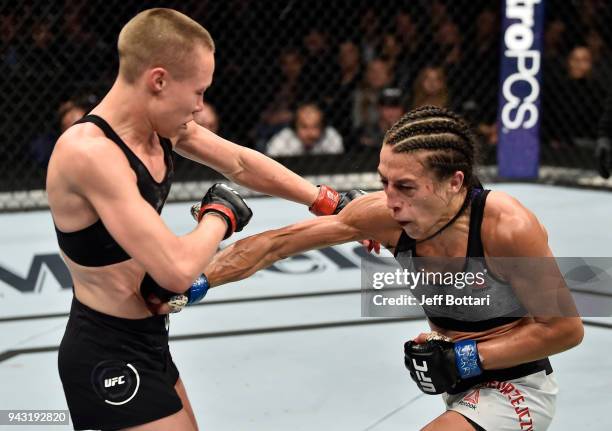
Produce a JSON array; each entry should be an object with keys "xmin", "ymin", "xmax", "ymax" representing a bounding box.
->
[
  {"xmin": 160, "ymin": 258, "xmax": 198, "ymax": 293},
  {"xmin": 566, "ymin": 319, "xmax": 584, "ymax": 348},
  {"xmin": 557, "ymin": 318, "xmax": 584, "ymax": 351}
]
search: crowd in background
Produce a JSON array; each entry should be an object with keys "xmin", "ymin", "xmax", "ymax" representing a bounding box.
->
[{"xmin": 0, "ymin": 0, "xmax": 611, "ymax": 183}]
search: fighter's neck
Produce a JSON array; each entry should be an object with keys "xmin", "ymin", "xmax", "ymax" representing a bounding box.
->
[
  {"xmin": 414, "ymin": 189, "xmax": 471, "ymax": 246},
  {"xmin": 90, "ymin": 80, "xmax": 157, "ymax": 148}
]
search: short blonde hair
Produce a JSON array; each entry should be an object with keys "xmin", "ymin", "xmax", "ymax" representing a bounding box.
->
[{"xmin": 117, "ymin": 8, "xmax": 215, "ymax": 83}]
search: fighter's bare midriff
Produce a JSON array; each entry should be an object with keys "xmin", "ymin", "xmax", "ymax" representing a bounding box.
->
[{"xmin": 64, "ymin": 254, "xmax": 153, "ymax": 318}]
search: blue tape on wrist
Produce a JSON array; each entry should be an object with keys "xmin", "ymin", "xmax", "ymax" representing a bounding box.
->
[
  {"xmin": 454, "ymin": 340, "xmax": 482, "ymax": 379},
  {"xmin": 187, "ymin": 274, "xmax": 209, "ymax": 305}
]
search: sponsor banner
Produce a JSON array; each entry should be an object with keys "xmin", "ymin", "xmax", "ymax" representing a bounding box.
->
[{"xmin": 497, "ymin": 0, "xmax": 545, "ymax": 178}]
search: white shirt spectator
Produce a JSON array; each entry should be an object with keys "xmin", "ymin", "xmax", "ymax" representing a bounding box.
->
[{"xmin": 266, "ymin": 126, "xmax": 343, "ymax": 156}]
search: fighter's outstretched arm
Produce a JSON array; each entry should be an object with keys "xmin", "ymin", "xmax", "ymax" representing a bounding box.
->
[
  {"xmin": 205, "ymin": 192, "xmax": 402, "ymax": 287},
  {"xmin": 174, "ymin": 122, "xmax": 319, "ymax": 206}
]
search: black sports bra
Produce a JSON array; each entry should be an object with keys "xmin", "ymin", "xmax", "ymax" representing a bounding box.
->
[{"xmin": 54, "ymin": 115, "xmax": 174, "ymax": 267}]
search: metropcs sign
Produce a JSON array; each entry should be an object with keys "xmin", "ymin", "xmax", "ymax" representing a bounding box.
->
[{"xmin": 500, "ymin": 0, "xmax": 541, "ymax": 130}]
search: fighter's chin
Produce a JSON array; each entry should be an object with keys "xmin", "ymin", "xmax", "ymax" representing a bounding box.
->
[
  {"xmin": 398, "ymin": 220, "xmax": 422, "ymax": 237},
  {"xmin": 395, "ymin": 219, "xmax": 412, "ymax": 228}
]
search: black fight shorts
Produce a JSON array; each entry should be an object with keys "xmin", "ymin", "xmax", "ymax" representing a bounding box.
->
[{"xmin": 58, "ymin": 297, "xmax": 182, "ymax": 430}]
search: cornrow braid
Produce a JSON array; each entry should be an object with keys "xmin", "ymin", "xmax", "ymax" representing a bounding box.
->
[{"xmin": 383, "ymin": 105, "xmax": 479, "ymax": 189}]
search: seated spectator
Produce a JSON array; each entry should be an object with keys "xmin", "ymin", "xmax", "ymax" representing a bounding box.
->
[
  {"xmin": 393, "ymin": 10, "xmax": 424, "ymax": 90},
  {"xmin": 253, "ymin": 48, "xmax": 304, "ymax": 151},
  {"xmin": 328, "ymin": 40, "xmax": 362, "ymax": 140},
  {"xmin": 297, "ymin": 28, "xmax": 337, "ymax": 106},
  {"xmin": 357, "ymin": 87, "xmax": 405, "ymax": 148},
  {"xmin": 58, "ymin": 100, "xmax": 87, "ymax": 133},
  {"xmin": 586, "ymin": 29, "xmax": 612, "ymax": 86},
  {"xmin": 30, "ymin": 93, "xmax": 96, "ymax": 167},
  {"xmin": 194, "ymin": 101, "xmax": 219, "ymax": 134},
  {"xmin": 266, "ymin": 103, "xmax": 343, "ymax": 156},
  {"xmin": 543, "ymin": 45, "xmax": 606, "ymax": 148},
  {"xmin": 353, "ymin": 58, "xmax": 393, "ymax": 130},
  {"xmin": 411, "ymin": 65, "xmax": 449, "ymax": 109}
]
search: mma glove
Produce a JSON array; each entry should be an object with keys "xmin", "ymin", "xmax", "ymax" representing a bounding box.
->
[
  {"xmin": 191, "ymin": 183, "xmax": 253, "ymax": 239},
  {"xmin": 141, "ymin": 273, "xmax": 210, "ymax": 314},
  {"xmin": 165, "ymin": 274, "xmax": 210, "ymax": 313},
  {"xmin": 404, "ymin": 337, "xmax": 482, "ymax": 395},
  {"xmin": 309, "ymin": 185, "xmax": 366, "ymax": 216}
]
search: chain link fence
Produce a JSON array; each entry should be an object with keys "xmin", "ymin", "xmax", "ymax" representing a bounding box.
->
[{"xmin": 1, "ymin": 0, "xmax": 611, "ymax": 210}]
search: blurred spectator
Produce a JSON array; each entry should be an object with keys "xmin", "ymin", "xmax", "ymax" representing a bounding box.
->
[
  {"xmin": 1, "ymin": 13, "xmax": 19, "ymax": 70},
  {"xmin": 353, "ymin": 58, "xmax": 393, "ymax": 130},
  {"xmin": 543, "ymin": 46, "xmax": 606, "ymax": 147},
  {"xmin": 393, "ymin": 10, "xmax": 424, "ymax": 89},
  {"xmin": 411, "ymin": 66, "xmax": 449, "ymax": 110},
  {"xmin": 544, "ymin": 18, "xmax": 568, "ymax": 72},
  {"xmin": 459, "ymin": 9, "xmax": 500, "ymax": 140},
  {"xmin": 58, "ymin": 100, "xmax": 88, "ymax": 133},
  {"xmin": 254, "ymin": 48, "xmax": 304, "ymax": 151},
  {"xmin": 357, "ymin": 87, "xmax": 405, "ymax": 149},
  {"xmin": 433, "ymin": 20, "xmax": 462, "ymax": 69},
  {"xmin": 328, "ymin": 40, "xmax": 363, "ymax": 139},
  {"xmin": 358, "ymin": 8, "xmax": 381, "ymax": 63},
  {"xmin": 586, "ymin": 29, "xmax": 612, "ymax": 85},
  {"xmin": 428, "ymin": 18, "xmax": 463, "ymax": 99},
  {"xmin": 297, "ymin": 28, "xmax": 337, "ymax": 105},
  {"xmin": 30, "ymin": 93, "xmax": 96, "ymax": 167},
  {"xmin": 194, "ymin": 102, "xmax": 220, "ymax": 134},
  {"xmin": 59, "ymin": 3, "xmax": 110, "ymax": 84},
  {"xmin": 429, "ymin": 0, "xmax": 450, "ymax": 30},
  {"xmin": 595, "ymin": 91, "xmax": 612, "ymax": 177},
  {"xmin": 26, "ymin": 18, "xmax": 62, "ymax": 80},
  {"xmin": 266, "ymin": 103, "xmax": 343, "ymax": 156},
  {"xmin": 380, "ymin": 33, "xmax": 402, "ymax": 72}
]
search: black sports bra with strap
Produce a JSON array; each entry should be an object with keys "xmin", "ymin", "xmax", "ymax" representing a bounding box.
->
[
  {"xmin": 54, "ymin": 115, "xmax": 174, "ymax": 267},
  {"xmin": 394, "ymin": 188, "xmax": 529, "ymax": 332}
]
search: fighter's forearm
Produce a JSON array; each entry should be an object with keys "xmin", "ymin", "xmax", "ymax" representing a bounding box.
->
[
  {"xmin": 477, "ymin": 317, "xmax": 583, "ymax": 370},
  {"xmin": 205, "ymin": 216, "xmax": 361, "ymax": 287},
  {"xmin": 205, "ymin": 231, "xmax": 282, "ymax": 287},
  {"xmin": 230, "ymin": 147, "xmax": 318, "ymax": 206}
]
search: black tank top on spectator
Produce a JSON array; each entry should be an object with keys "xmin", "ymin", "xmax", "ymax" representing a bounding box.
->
[
  {"xmin": 393, "ymin": 188, "xmax": 552, "ymax": 392},
  {"xmin": 54, "ymin": 115, "xmax": 174, "ymax": 267}
]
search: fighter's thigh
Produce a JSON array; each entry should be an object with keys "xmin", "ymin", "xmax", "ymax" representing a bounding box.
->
[
  {"xmin": 421, "ymin": 410, "xmax": 479, "ymax": 431},
  {"xmin": 121, "ymin": 408, "xmax": 196, "ymax": 431},
  {"xmin": 175, "ymin": 378, "xmax": 198, "ymax": 430}
]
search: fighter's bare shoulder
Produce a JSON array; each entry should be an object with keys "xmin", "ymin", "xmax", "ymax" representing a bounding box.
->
[
  {"xmin": 482, "ymin": 190, "xmax": 549, "ymax": 256},
  {"xmin": 50, "ymin": 123, "xmax": 134, "ymax": 192}
]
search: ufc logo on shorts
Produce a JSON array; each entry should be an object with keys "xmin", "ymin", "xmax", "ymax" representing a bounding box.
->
[
  {"xmin": 104, "ymin": 376, "xmax": 126, "ymax": 388},
  {"xmin": 412, "ymin": 359, "xmax": 436, "ymax": 393}
]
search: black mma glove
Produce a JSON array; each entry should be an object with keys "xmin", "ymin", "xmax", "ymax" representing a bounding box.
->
[
  {"xmin": 140, "ymin": 273, "xmax": 210, "ymax": 314},
  {"xmin": 404, "ymin": 337, "xmax": 482, "ymax": 394},
  {"xmin": 191, "ymin": 183, "xmax": 253, "ymax": 239},
  {"xmin": 596, "ymin": 137, "xmax": 611, "ymax": 179},
  {"xmin": 335, "ymin": 189, "xmax": 367, "ymax": 214},
  {"xmin": 309, "ymin": 185, "xmax": 366, "ymax": 216}
]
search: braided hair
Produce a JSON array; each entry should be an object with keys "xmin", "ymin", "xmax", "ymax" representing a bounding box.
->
[{"xmin": 383, "ymin": 105, "xmax": 480, "ymax": 190}]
